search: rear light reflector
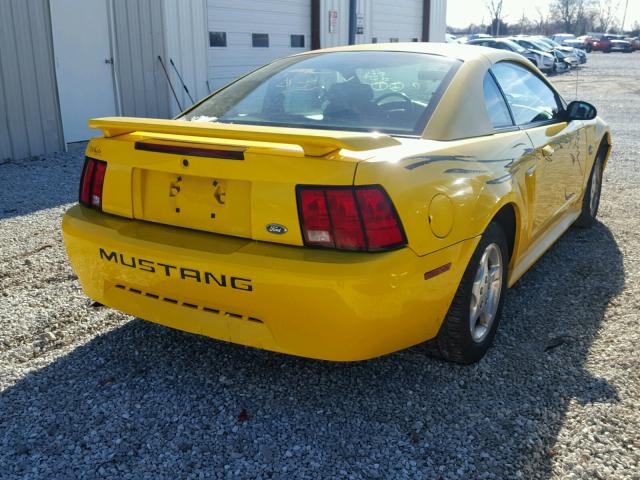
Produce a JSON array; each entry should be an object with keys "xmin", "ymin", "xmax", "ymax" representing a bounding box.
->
[
  {"xmin": 326, "ymin": 189, "xmax": 366, "ymax": 249},
  {"xmin": 297, "ymin": 185, "xmax": 406, "ymax": 252},
  {"xmin": 79, "ymin": 157, "xmax": 107, "ymax": 210},
  {"xmin": 298, "ymin": 189, "xmax": 333, "ymax": 247},
  {"xmin": 79, "ymin": 159, "xmax": 95, "ymax": 206},
  {"xmin": 356, "ymin": 187, "xmax": 406, "ymax": 248}
]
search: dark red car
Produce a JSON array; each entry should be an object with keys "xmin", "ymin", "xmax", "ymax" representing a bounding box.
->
[{"xmin": 586, "ymin": 34, "xmax": 633, "ymax": 53}]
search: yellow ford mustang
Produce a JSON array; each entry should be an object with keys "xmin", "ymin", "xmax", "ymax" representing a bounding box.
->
[{"xmin": 63, "ymin": 43, "xmax": 611, "ymax": 363}]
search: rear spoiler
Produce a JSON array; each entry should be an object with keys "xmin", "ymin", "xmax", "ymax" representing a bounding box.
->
[{"xmin": 89, "ymin": 117, "xmax": 400, "ymax": 157}]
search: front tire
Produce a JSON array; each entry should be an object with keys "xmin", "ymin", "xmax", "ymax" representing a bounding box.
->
[
  {"xmin": 427, "ymin": 222, "xmax": 509, "ymax": 364},
  {"xmin": 575, "ymin": 147, "xmax": 605, "ymax": 228}
]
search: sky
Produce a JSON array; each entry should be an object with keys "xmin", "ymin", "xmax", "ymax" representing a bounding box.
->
[{"xmin": 446, "ymin": 0, "xmax": 640, "ymax": 30}]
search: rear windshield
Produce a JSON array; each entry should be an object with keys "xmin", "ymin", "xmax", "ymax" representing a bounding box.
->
[{"xmin": 181, "ymin": 51, "xmax": 460, "ymax": 135}]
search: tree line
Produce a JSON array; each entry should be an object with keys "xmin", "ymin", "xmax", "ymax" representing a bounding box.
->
[{"xmin": 450, "ymin": 0, "xmax": 638, "ymax": 37}]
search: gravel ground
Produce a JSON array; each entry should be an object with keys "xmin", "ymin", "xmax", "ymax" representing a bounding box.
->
[{"xmin": 1, "ymin": 53, "xmax": 639, "ymax": 479}]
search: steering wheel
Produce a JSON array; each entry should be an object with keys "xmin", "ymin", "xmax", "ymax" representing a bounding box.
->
[{"xmin": 375, "ymin": 92, "xmax": 412, "ymax": 108}]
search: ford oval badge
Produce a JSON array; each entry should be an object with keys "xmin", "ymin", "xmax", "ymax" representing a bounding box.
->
[{"xmin": 266, "ymin": 223, "xmax": 287, "ymax": 235}]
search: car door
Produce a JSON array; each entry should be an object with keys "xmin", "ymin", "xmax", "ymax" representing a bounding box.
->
[{"xmin": 491, "ymin": 61, "xmax": 585, "ymax": 239}]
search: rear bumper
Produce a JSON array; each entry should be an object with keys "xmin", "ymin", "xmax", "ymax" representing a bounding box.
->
[{"xmin": 62, "ymin": 206, "xmax": 479, "ymax": 361}]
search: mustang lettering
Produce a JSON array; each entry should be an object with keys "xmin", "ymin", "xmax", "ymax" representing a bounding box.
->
[{"xmin": 99, "ymin": 249, "xmax": 252, "ymax": 291}]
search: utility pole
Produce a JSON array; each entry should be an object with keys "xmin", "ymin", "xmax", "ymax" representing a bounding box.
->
[{"xmin": 621, "ymin": 0, "xmax": 629, "ymax": 33}]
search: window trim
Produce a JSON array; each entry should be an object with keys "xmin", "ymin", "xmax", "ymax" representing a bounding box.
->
[{"xmin": 491, "ymin": 60, "xmax": 567, "ymax": 130}]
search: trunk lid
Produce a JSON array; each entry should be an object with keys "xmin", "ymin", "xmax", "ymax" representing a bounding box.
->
[{"xmin": 89, "ymin": 117, "xmax": 400, "ymax": 247}]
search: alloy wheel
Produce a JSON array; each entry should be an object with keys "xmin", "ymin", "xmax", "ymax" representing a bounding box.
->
[{"xmin": 469, "ymin": 243, "xmax": 503, "ymax": 343}]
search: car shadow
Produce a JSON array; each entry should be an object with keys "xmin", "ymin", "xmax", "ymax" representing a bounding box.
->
[{"xmin": 0, "ymin": 222, "xmax": 623, "ymax": 478}]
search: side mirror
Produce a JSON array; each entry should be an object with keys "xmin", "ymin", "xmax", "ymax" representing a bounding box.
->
[{"xmin": 566, "ymin": 100, "xmax": 597, "ymax": 121}]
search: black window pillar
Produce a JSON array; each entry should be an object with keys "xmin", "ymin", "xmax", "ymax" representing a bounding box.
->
[{"xmin": 348, "ymin": 0, "xmax": 357, "ymax": 45}]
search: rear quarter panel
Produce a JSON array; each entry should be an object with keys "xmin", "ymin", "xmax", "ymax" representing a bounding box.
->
[{"xmin": 354, "ymin": 131, "xmax": 534, "ymax": 258}]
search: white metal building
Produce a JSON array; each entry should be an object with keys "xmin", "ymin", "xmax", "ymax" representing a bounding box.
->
[{"xmin": 0, "ymin": 0, "xmax": 446, "ymax": 160}]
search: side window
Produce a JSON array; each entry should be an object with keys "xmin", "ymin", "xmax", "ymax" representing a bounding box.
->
[
  {"xmin": 483, "ymin": 73, "xmax": 513, "ymax": 128},
  {"xmin": 492, "ymin": 62, "xmax": 562, "ymax": 125}
]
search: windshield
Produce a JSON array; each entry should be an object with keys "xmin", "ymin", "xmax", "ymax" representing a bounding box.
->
[
  {"xmin": 502, "ymin": 39, "xmax": 527, "ymax": 53},
  {"xmin": 528, "ymin": 39, "xmax": 551, "ymax": 50},
  {"xmin": 181, "ymin": 51, "xmax": 460, "ymax": 135}
]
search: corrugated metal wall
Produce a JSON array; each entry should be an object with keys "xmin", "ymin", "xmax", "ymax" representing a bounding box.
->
[
  {"xmin": 112, "ymin": 0, "xmax": 171, "ymax": 119},
  {"xmin": 371, "ymin": 0, "xmax": 423, "ymax": 43},
  {"xmin": 164, "ymin": 0, "xmax": 209, "ymax": 117},
  {"xmin": 320, "ymin": 0, "xmax": 350, "ymax": 48},
  {"xmin": 0, "ymin": 0, "xmax": 63, "ymax": 160},
  {"xmin": 206, "ymin": 0, "xmax": 311, "ymax": 91},
  {"xmin": 320, "ymin": 0, "xmax": 443, "ymax": 47},
  {"xmin": 428, "ymin": 0, "xmax": 447, "ymax": 42},
  {"xmin": 354, "ymin": 0, "xmax": 373, "ymax": 44}
]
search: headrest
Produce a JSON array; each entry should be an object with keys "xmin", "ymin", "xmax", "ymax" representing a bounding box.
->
[{"xmin": 326, "ymin": 80, "xmax": 374, "ymax": 104}]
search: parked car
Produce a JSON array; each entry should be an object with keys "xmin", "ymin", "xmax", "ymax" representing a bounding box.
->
[
  {"xmin": 445, "ymin": 33, "xmax": 458, "ymax": 43},
  {"xmin": 551, "ymin": 33, "xmax": 586, "ymax": 50},
  {"xmin": 468, "ymin": 37, "xmax": 555, "ymax": 73},
  {"xmin": 586, "ymin": 34, "xmax": 633, "ymax": 53},
  {"xmin": 628, "ymin": 37, "xmax": 640, "ymax": 50},
  {"xmin": 510, "ymin": 37, "xmax": 574, "ymax": 71},
  {"xmin": 606, "ymin": 35, "xmax": 634, "ymax": 52},
  {"xmin": 456, "ymin": 34, "xmax": 492, "ymax": 44},
  {"xmin": 62, "ymin": 43, "xmax": 611, "ymax": 364},
  {"xmin": 535, "ymin": 37, "xmax": 587, "ymax": 65}
]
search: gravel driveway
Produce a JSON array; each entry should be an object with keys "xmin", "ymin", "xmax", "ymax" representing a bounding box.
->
[{"xmin": 1, "ymin": 53, "xmax": 639, "ymax": 479}]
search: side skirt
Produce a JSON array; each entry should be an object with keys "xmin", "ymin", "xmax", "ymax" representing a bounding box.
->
[{"xmin": 508, "ymin": 210, "xmax": 581, "ymax": 287}]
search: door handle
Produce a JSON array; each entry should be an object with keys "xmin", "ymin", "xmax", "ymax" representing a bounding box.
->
[
  {"xmin": 526, "ymin": 165, "xmax": 536, "ymax": 177},
  {"xmin": 541, "ymin": 145, "xmax": 555, "ymax": 157}
]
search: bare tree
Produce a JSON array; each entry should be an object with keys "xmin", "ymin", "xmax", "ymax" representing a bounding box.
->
[
  {"xmin": 486, "ymin": 0, "xmax": 505, "ymax": 36},
  {"xmin": 596, "ymin": 0, "xmax": 620, "ymax": 33},
  {"xmin": 550, "ymin": 0, "xmax": 584, "ymax": 32},
  {"xmin": 535, "ymin": 6, "xmax": 549, "ymax": 34}
]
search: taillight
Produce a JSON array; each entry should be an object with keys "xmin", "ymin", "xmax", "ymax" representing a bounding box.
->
[
  {"xmin": 79, "ymin": 157, "xmax": 107, "ymax": 210},
  {"xmin": 297, "ymin": 185, "xmax": 406, "ymax": 252}
]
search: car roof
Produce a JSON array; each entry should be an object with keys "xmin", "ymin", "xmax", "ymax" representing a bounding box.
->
[{"xmin": 295, "ymin": 42, "xmax": 509, "ymax": 63}]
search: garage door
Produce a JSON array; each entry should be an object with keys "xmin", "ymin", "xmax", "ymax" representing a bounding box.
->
[
  {"xmin": 371, "ymin": 0, "xmax": 423, "ymax": 43},
  {"xmin": 207, "ymin": 0, "xmax": 311, "ymax": 90}
]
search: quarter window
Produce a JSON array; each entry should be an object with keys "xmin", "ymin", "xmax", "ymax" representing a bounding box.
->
[
  {"xmin": 491, "ymin": 62, "xmax": 562, "ymax": 125},
  {"xmin": 252, "ymin": 33, "xmax": 269, "ymax": 48},
  {"xmin": 483, "ymin": 73, "xmax": 513, "ymax": 128}
]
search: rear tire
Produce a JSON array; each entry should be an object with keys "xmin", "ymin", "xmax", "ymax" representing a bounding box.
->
[
  {"xmin": 575, "ymin": 147, "xmax": 605, "ymax": 228},
  {"xmin": 426, "ymin": 223, "xmax": 509, "ymax": 364}
]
